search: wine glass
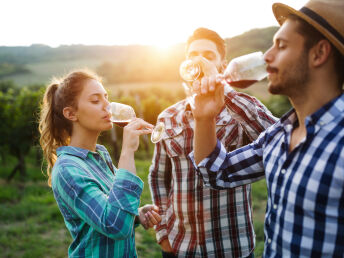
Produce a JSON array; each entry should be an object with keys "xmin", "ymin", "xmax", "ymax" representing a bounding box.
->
[
  {"xmin": 108, "ymin": 102, "xmax": 165, "ymax": 143},
  {"xmin": 179, "ymin": 59, "xmax": 203, "ymax": 82},
  {"xmin": 179, "ymin": 56, "xmax": 217, "ymax": 108},
  {"xmin": 223, "ymin": 51, "xmax": 268, "ymax": 88},
  {"xmin": 179, "ymin": 51, "xmax": 268, "ymax": 90}
]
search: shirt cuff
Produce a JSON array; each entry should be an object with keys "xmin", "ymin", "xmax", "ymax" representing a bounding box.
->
[
  {"xmin": 134, "ymin": 215, "xmax": 141, "ymax": 228},
  {"xmin": 153, "ymin": 212, "xmax": 169, "ymax": 243},
  {"xmin": 188, "ymin": 139, "xmax": 227, "ymax": 172},
  {"xmin": 108, "ymin": 169, "xmax": 144, "ymax": 216},
  {"xmin": 156, "ymin": 228, "xmax": 169, "ymax": 244}
]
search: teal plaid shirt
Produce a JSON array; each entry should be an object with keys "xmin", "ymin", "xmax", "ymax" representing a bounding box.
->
[{"xmin": 52, "ymin": 144, "xmax": 143, "ymax": 257}]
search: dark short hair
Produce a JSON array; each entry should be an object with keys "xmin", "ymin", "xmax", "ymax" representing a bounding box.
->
[
  {"xmin": 288, "ymin": 14, "xmax": 344, "ymax": 87},
  {"xmin": 186, "ymin": 27, "xmax": 226, "ymax": 60}
]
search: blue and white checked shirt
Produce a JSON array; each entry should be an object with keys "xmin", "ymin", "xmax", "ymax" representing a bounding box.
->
[{"xmin": 189, "ymin": 93, "xmax": 344, "ymax": 257}]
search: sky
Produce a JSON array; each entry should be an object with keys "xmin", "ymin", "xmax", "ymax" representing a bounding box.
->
[{"xmin": 0, "ymin": 0, "xmax": 308, "ymax": 48}]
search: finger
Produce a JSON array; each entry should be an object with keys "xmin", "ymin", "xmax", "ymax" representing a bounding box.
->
[
  {"xmin": 142, "ymin": 219, "xmax": 149, "ymax": 230},
  {"xmin": 125, "ymin": 118, "xmax": 140, "ymax": 128},
  {"xmin": 209, "ymin": 75, "xmax": 217, "ymax": 92},
  {"xmin": 152, "ymin": 205, "xmax": 160, "ymax": 213},
  {"xmin": 216, "ymin": 73, "xmax": 225, "ymax": 83},
  {"xmin": 127, "ymin": 120, "xmax": 154, "ymax": 134},
  {"xmin": 145, "ymin": 213, "xmax": 154, "ymax": 228},
  {"xmin": 139, "ymin": 214, "xmax": 148, "ymax": 229},
  {"xmin": 142, "ymin": 204, "xmax": 155, "ymax": 212},
  {"xmin": 146, "ymin": 211, "xmax": 158, "ymax": 225},
  {"xmin": 130, "ymin": 118, "xmax": 154, "ymax": 130},
  {"xmin": 201, "ymin": 76, "xmax": 209, "ymax": 95},
  {"xmin": 134, "ymin": 128, "xmax": 153, "ymax": 136},
  {"xmin": 215, "ymin": 83, "xmax": 225, "ymax": 103},
  {"xmin": 192, "ymin": 80, "xmax": 200, "ymax": 94},
  {"xmin": 141, "ymin": 204, "xmax": 150, "ymax": 213},
  {"xmin": 137, "ymin": 118, "xmax": 154, "ymax": 130},
  {"xmin": 150, "ymin": 210, "xmax": 162, "ymax": 223}
]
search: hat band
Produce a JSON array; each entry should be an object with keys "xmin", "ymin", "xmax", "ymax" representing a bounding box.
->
[{"xmin": 300, "ymin": 6, "xmax": 344, "ymax": 45}]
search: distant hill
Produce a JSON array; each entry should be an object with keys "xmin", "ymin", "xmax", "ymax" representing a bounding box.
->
[
  {"xmin": 226, "ymin": 27, "xmax": 279, "ymax": 59},
  {"xmin": 0, "ymin": 26, "xmax": 279, "ymax": 86}
]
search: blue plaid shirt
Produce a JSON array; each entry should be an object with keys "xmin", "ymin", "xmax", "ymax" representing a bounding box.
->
[
  {"xmin": 52, "ymin": 144, "xmax": 143, "ymax": 257},
  {"xmin": 189, "ymin": 93, "xmax": 344, "ymax": 257}
]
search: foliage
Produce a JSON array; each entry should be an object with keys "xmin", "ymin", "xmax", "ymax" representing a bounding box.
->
[
  {"xmin": 0, "ymin": 84, "xmax": 44, "ymax": 179},
  {"xmin": 0, "ymin": 80, "xmax": 19, "ymax": 94},
  {"xmin": 262, "ymin": 95, "xmax": 292, "ymax": 118}
]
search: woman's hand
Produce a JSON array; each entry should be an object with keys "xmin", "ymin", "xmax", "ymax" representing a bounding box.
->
[
  {"xmin": 122, "ymin": 118, "xmax": 153, "ymax": 153},
  {"xmin": 118, "ymin": 118, "xmax": 153, "ymax": 174},
  {"xmin": 138, "ymin": 204, "xmax": 161, "ymax": 229}
]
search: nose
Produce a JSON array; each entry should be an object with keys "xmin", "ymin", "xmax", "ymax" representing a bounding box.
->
[
  {"xmin": 105, "ymin": 100, "xmax": 111, "ymax": 113},
  {"xmin": 263, "ymin": 46, "xmax": 274, "ymax": 64}
]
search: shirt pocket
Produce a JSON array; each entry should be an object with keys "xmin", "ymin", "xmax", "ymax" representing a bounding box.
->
[
  {"xmin": 163, "ymin": 127, "xmax": 186, "ymax": 158},
  {"xmin": 215, "ymin": 114, "xmax": 241, "ymax": 151}
]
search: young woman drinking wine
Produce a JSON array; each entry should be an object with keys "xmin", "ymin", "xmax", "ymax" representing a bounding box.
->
[{"xmin": 39, "ymin": 70, "xmax": 160, "ymax": 257}]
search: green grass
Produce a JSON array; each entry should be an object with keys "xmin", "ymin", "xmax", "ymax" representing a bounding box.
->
[{"xmin": 0, "ymin": 155, "xmax": 267, "ymax": 258}]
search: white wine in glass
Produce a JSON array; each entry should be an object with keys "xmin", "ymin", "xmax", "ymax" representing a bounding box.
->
[{"xmin": 108, "ymin": 102, "xmax": 165, "ymax": 143}]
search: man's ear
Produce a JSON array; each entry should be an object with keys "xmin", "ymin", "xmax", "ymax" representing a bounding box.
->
[
  {"xmin": 310, "ymin": 39, "xmax": 332, "ymax": 67},
  {"xmin": 63, "ymin": 106, "xmax": 78, "ymax": 122}
]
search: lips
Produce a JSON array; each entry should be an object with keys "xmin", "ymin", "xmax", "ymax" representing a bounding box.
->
[
  {"xmin": 103, "ymin": 114, "xmax": 111, "ymax": 121},
  {"xmin": 266, "ymin": 66, "xmax": 278, "ymax": 74}
]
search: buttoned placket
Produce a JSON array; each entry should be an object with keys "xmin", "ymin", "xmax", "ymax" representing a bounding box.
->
[{"xmin": 266, "ymin": 123, "xmax": 293, "ymax": 246}]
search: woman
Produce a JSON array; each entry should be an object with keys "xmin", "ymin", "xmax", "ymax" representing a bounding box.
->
[{"xmin": 39, "ymin": 70, "xmax": 160, "ymax": 257}]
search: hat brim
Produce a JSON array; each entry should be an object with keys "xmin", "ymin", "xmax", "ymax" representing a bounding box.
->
[{"xmin": 272, "ymin": 3, "xmax": 344, "ymax": 55}]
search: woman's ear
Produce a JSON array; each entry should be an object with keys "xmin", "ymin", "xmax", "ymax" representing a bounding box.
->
[
  {"xmin": 311, "ymin": 39, "xmax": 331, "ymax": 67},
  {"xmin": 63, "ymin": 107, "xmax": 78, "ymax": 122}
]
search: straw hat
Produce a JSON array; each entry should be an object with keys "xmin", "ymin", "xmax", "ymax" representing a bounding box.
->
[{"xmin": 272, "ymin": 0, "xmax": 344, "ymax": 55}]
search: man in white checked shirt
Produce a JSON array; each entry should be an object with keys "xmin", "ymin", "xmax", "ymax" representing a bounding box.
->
[
  {"xmin": 190, "ymin": 1, "xmax": 344, "ymax": 257},
  {"xmin": 149, "ymin": 28, "xmax": 277, "ymax": 257}
]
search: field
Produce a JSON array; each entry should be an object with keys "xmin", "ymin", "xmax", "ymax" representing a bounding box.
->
[
  {"xmin": 3, "ymin": 58, "xmax": 272, "ymax": 102},
  {"xmin": 0, "ymin": 150, "xmax": 267, "ymax": 258}
]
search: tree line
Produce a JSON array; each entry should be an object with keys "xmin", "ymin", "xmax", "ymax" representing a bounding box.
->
[
  {"xmin": 0, "ymin": 78, "xmax": 291, "ymax": 182},
  {"xmin": 0, "ymin": 27, "xmax": 279, "ymax": 84}
]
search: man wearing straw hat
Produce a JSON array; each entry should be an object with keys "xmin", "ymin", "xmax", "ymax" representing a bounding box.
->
[{"xmin": 189, "ymin": 0, "xmax": 344, "ymax": 256}]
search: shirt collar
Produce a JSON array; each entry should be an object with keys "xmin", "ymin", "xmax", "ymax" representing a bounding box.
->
[
  {"xmin": 279, "ymin": 93, "xmax": 344, "ymax": 129},
  {"xmin": 306, "ymin": 93, "xmax": 344, "ymax": 127},
  {"xmin": 57, "ymin": 144, "xmax": 104, "ymax": 160}
]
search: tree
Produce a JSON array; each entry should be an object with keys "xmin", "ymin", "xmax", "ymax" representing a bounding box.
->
[{"xmin": 1, "ymin": 86, "xmax": 44, "ymax": 181}]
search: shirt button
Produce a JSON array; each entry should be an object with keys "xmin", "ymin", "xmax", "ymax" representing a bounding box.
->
[
  {"xmin": 273, "ymin": 204, "xmax": 277, "ymax": 209},
  {"xmin": 281, "ymin": 169, "xmax": 286, "ymax": 174},
  {"xmin": 268, "ymin": 238, "xmax": 272, "ymax": 244},
  {"xmin": 319, "ymin": 121, "xmax": 325, "ymax": 126}
]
